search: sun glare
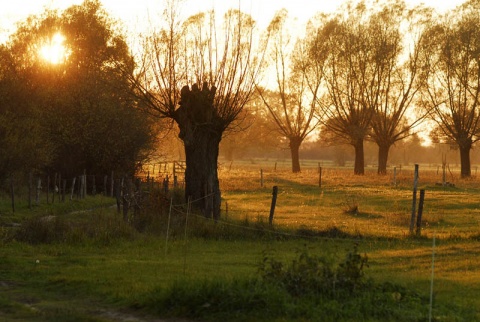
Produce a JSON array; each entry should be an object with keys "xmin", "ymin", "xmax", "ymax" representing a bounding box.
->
[{"xmin": 40, "ymin": 33, "xmax": 68, "ymax": 64}]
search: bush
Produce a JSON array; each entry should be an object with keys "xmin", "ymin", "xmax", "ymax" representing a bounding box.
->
[
  {"xmin": 258, "ymin": 243, "xmax": 368, "ymax": 297},
  {"xmin": 134, "ymin": 244, "xmax": 429, "ymax": 321},
  {"xmin": 15, "ymin": 215, "xmax": 71, "ymax": 244}
]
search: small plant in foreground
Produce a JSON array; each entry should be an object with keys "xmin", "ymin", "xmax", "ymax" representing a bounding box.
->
[
  {"xmin": 136, "ymin": 244, "xmax": 432, "ymax": 321},
  {"xmin": 258, "ymin": 243, "xmax": 368, "ymax": 297}
]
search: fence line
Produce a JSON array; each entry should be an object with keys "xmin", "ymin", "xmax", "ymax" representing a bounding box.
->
[{"xmin": 5, "ymin": 168, "xmax": 185, "ymax": 212}]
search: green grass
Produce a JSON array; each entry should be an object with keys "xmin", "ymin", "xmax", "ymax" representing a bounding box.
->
[{"xmin": 1, "ymin": 165, "xmax": 480, "ymax": 321}]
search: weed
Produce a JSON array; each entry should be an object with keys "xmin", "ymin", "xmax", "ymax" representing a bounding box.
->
[
  {"xmin": 258, "ymin": 243, "xmax": 368, "ymax": 297},
  {"xmin": 342, "ymin": 194, "xmax": 359, "ymax": 215},
  {"xmin": 15, "ymin": 215, "xmax": 71, "ymax": 244}
]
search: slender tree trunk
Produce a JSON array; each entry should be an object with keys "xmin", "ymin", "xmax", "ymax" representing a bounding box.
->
[
  {"xmin": 289, "ymin": 137, "xmax": 302, "ymax": 173},
  {"xmin": 459, "ymin": 145, "xmax": 471, "ymax": 178},
  {"xmin": 175, "ymin": 83, "xmax": 222, "ymax": 220},
  {"xmin": 353, "ymin": 139, "xmax": 365, "ymax": 175},
  {"xmin": 377, "ymin": 143, "xmax": 391, "ymax": 175}
]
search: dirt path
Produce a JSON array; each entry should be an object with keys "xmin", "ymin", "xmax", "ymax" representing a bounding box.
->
[{"xmin": 0, "ymin": 280, "xmax": 189, "ymax": 322}]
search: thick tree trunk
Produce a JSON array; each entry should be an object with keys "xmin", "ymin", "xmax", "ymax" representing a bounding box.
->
[
  {"xmin": 459, "ymin": 145, "xmax": 471, "ymax": 178},
  {"xmin": 174, "ymin": 83, "xmax": 222, "ymax": 219},
  {"xmin": 184, "ymin": 132, "xmax": 222, "ymax": 219},
  {"xmin": 353, "ymin": 139, "xmax": 365, "ymax": 175},
  {"xmin": 289, "ymin": 137, "xmax": 302, "ymax": 173},
  {"xmin": 377, "ymin": 143, "xmax": 390, "ymax": 175}
]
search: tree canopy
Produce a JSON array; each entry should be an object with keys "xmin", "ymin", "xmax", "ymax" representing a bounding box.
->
[{"xmin": 2, "ymin": 0, "xmax": 155, "ymax": 179}]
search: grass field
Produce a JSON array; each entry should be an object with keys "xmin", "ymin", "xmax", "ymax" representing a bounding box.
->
[{"xmin": 1, "ymin": 162, "xmax": 479, "ymax": 321}]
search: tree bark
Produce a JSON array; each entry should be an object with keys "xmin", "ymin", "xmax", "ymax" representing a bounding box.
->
[
  {"xmin": 289, "ymin": 137, "xmax": 302, "ymax": 173},
  {"xmin": 175, "ymin": 83, "xmax": 222, "ymax": 219},
  {"xmin": 459, "ymin": 145, "xmax": 471, "ymax": 178},
  {"xmin": 353, "ymin": 139, "xmax": 365, "ymax": 175},
  {"xmin": 377, "ymin": 143, "xmax": 390, "ymax": 175}
]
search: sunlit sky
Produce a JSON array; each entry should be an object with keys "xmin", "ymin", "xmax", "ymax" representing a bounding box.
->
[{"xmin": 0, "ymin": 0, "xmax": 467, "ymax": 44}]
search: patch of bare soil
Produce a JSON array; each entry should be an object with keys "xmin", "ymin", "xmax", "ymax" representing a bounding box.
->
[{"xmin": 0, "ymin": 280, "xmax": 189, "ymax": 322}]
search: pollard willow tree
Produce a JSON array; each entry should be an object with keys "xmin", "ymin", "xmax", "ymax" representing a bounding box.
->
[
  {"xmin": 256, "ymin": 9, "xmax": 323, "ymax": 173},
  {"xmin": 365, "ymin": 1, "xmax": 430, "ymax": 175},
  {"xmin": 309, "ymin": 2, "xmax": 379, "ymax": 175},
  {"xmin": 132, "ymin": 2, "xmax": 265, "ymax": 218},
  {"xmin": 420, "ymin": 0, "xmax": 480, "ymax": 178},
  {"xmin": 309, "ymin": 1, "xmax": 429, "ymax": 175}
]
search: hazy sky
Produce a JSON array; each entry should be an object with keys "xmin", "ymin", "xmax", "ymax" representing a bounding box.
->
[{"xmin": 0, "ymin": 0, "xmax": 467, "ymax": 43}]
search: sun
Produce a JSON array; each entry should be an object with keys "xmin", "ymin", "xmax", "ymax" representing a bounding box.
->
[{"xmin": 39, "ymin": 33, "xmax": 68, "ymax": 64}]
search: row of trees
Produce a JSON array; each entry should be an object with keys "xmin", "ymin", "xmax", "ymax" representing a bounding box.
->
[
  {"xmin": 2, "ymin": 0, "xmax": 480, "ymax": 217},
  {"xmin": 244, "ymin": 0, "xmax": 480, "ymax": 178}
]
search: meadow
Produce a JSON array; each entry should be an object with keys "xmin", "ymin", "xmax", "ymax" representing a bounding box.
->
[{"xmin": 0, "ymin": 161, "xmax": 479, "ymax": 321}]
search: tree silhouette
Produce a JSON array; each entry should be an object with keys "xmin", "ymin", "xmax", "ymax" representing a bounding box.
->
[
  {"xmin": 420, "ymin": 0, "xmax": 480, "ymax": 177},
  {"xmin": 310, "ymin": 3, "xmax": 377, "ymax": 175},
  {"xmin": 257, "ymin": 9, "xmax": 322, "ymax": 173},
  {"xmin": 5, "ymin": 0, "xmax": 155, "ymax": 178},
  {"xmin": 131, "ymin": 2, "xmax": 265, "ymax": 218},
  {"xmin": 367, "ymin": 1, "xmax": 429, "ymax": 175}
]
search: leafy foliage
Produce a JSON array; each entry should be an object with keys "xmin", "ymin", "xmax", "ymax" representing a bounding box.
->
[
  {"xmin": 137, "ymin": 243, "xmax": 431, "ymax": 321},
  {"xmin": 258, "ymin": 243, "xmax": 368, "ymax": 297},
  {"xmin": 2, "ymin": 0, "xmax": 156, "ymax": 179}
]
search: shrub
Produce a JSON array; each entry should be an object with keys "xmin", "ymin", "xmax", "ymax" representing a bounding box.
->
[
  {"xmin": 258, "ymin": 243, "xmax": 368, "ymax": 297},
  {"xmin": 135, "ymin": 244, "xmax": 430, "ymax": 321},
  {"xmin": 15, "ymin": 215, "xmax": 71, "ymax": 244}
]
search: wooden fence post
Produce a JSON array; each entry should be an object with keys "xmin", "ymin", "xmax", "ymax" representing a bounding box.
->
[
  {"xmin": 92, "ymin": 175, "xmax": 96, "ymax": 196},
  {"xmin": 393, "ymin": 167, "xmax": 397, "ymax": 186},
  {"xmin": 442, "ymin": 154, "xmax": 447, "ymax": 186},
  {"xmin": 28, "ymin": 172, "xmax": 32, "ymax": 209},
  {"xmin": 115, "ymin": 178, "xmax": 121, "ymax": 213},
  {"xmin": 318, "ymin": 166, "xmax": 322, "ymax": 188},
  {"xmin": 36, "ymin": 178, "xmax": 41, "ymax": 205},
  {"xmin": 46, "ymin": 175, "xmax": 50, "ymax": 204},
  {"xmin": 122, "ymin": 177, "xmax": 131, "ymax": 222},
  {"xmin": 103, "ymin": 175, "xmax": 108, "ymax": 196},
  {"xmin": 260, "ymin": 169, "xmax": 264, "ymax": 188},
  {"xmin": 416, "ymin": 189, "xmax": 425, "ymax": 236},
  {"xmin": 173, "ymin": 162, "xmax": 176, "ymax": 183},
  {"xmin": 83, "ymin": 170, "xmax": 87, "ymax": 198},
  {"xmin": 110, "ymin": 171, "xmax": 114, "ymax": 197},
  {"xmin": 410, "ymin": 164, "xmax": 419, "ymax": 234},
  {"xmin": 10, "ymin": 176, "xmax": 15, "ymax": 213},
  {"xmin": 52, "ymin": 173, "xmax": 57, "ymax": 204},
  {"xmin": 78, "ymin": 175, "xmax": 82, "ymax": 199},
  {"xmin": 57, "ymin": 173, "xmax": 62, "ymax": 202},
  {"xmin": 70, "ymin": 177, "xmax": 76, "ymax": 200},
  {"xmin": 62, "ymin": 179, "xmax": 66, "ymax": 202},
  {"xmin": 163, "ymin": 176, "xmax": 169, "ymax": 194},
  {"xmin": 269, "ymin": 186, "xmax": 278, "ymax": 226}
]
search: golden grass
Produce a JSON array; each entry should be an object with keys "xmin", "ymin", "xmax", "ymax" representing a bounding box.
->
[{"xmin": 218, "ymin": 161, "xmax": 480, "ymax": 239}]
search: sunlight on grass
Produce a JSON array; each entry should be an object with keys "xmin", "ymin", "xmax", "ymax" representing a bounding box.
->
[
  {"xmin": 1, "ymin": 162, "xmax": 480, "ymax": 320},
  {"xmin": 220, "ymin": 164, "xmax": 480, "ymax": 239}
]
